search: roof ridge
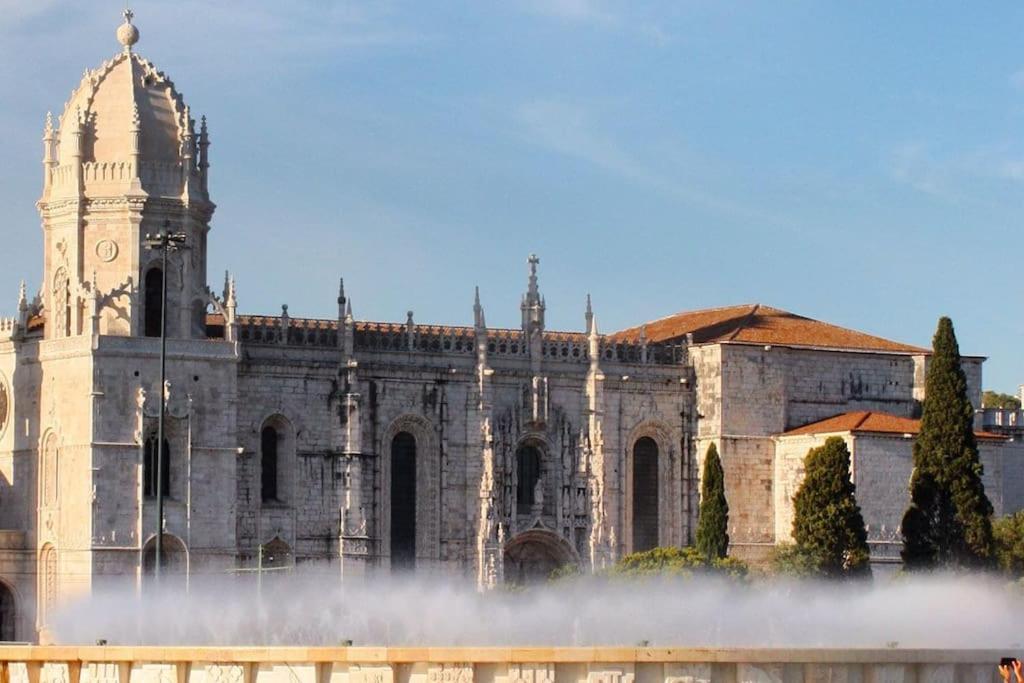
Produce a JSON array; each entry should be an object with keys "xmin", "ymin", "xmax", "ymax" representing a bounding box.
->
[
  {"xmin": 726, "ymin": 303, "xmax": 760, "ymax": 342},
  {"xmin": 853, "ymin": 411, "xmax": 872, "ymax": 430},
  {"xmin": 615, "ymin": 302, "xmax": 762, "ymax": 334}
]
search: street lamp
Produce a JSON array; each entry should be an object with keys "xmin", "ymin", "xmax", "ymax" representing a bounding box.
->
[{"xmin": 142, "ymin": 221, "xmax": 187, "ymax": 584}]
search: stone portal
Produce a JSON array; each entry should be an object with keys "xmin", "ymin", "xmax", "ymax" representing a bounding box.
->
[{"xmin": 503, "ymin": 530, "xmax": 576, "ymax": 586}]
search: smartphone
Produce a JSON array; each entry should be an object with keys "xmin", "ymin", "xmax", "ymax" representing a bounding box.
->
[{"xmin": 1001, "ymin": 658, "xmax": 1018, "ymax": 667}]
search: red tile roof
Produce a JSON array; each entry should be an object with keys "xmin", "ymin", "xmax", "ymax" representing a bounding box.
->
[
  {"xmin": 782, "ymin": 410, "xmax": 1006, "ymax": 442},
  {"xmin": 610, "ymin": 303, "xmax": 926, "ymax": 354}
]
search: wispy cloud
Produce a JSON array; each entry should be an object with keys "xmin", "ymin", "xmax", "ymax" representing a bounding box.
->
[
  {"xmin": 514, "ymin": 98, "xmax": 777, "ymax": 224},
  {"xmin": 520, "ymin": 0, "xmax": 617, "ymax": 26},
  {"xmin": 1010, "ymin": 68, "xmax": 1024, "ymax": 91},
  {"xmin": 887, "ymin": 143, "xmax": 947, "ymax": 196},
  {"xmin": 516, "ymin": 0, "xmax": 670, "ymax": 45},
  {"xmin": 886, "ymin": 141, "xmax": 1024, "ymax": 204}
]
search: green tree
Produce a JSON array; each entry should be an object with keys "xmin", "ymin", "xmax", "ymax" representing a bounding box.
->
[
  {"xmin": 982, "ymin": 390, "xmax": 1021, "ymax": 410},
  {"xmin": 993, "ymin": 512, "xmax": 1024, "ymax": 575},
  {"xmin": 768, "ymin": 543, "xmax": 819, "ymax": 577},
  {"xmin": 611, "ymin": 546, "xmax": 747, "ymax": 578},
  {"xmin": 901, "ymin": 317, "xmax": 994, "ymax": 570},
  {"xmin": 695, "ymin": 443, "xmax": 729, "ymax": 560},
  {"xmin": 791, "ymin": 436, "xmax": 871, "ymax": 578}
]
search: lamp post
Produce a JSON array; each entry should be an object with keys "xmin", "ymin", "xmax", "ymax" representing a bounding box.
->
[{"xmin": 142, "ymin": 221, "xmax": 187, "ymax": 583}]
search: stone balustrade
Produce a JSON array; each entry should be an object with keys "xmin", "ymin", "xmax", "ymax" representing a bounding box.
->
[
  {"xmin": 0, "ymin": 647, "xmax": 1003, "ymax": 683},
  {"xmin": 981, "ymin": 408, "xmax": 1024, "ymax": 430},
  {"xmin": 235, "ymin": 316, "xmax": 683, "ymax": 366}
]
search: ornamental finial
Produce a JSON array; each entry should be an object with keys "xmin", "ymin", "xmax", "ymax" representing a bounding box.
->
[{"xmin": 117, "ymin": 8, "xmax": 140, "ymax": 50}]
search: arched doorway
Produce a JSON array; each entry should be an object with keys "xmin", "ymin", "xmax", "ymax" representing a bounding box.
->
[
  {"xmin": 142, "ymin": 534, "xmax": 188, "ymax": 590},
  {"xmin": 632, "ymin": 436, "xmax": 659, "ymax": 552},
  {"xmin": 0, "ymin": 582, "xmax": 15, "ymax": 641},
  {"xmin": 260, "ymin": 537, "xmax": 292, "ymax": 569},
  {"xmin": 503, "ymin": 530, "xmax": 577, "ymax": 586},
  {"xmin": 390, "ymin": 431, "xmax": 417, "ymax": 570}
]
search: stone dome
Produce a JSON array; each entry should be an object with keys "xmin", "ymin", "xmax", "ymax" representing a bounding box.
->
[{"xmin": 56, "ymin": 25, "xmax": 187, "ymax": 167}]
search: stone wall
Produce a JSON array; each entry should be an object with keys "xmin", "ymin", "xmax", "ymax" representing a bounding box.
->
[
  {"xmin": 0, "ymin": 646, "xmax": 1005, "ymax": 683},
  {"xmin": 773, "ymin": 431, "xmax": 1024, "ymax": 564}
]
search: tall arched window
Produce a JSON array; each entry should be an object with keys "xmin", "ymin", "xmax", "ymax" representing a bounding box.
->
[
  {"xmin": 261, "ymin": 425, "xmax": 279, "ymax": 502},
  {"xmin": 39, "ymin": 544, "xmax": 56, "ymax": 627},
  {"xmin": 144, "ymin": 267, "xmax": 163, "ymax": 338},
  {"xmin": 632, "ymin": 437, "xmax": 659, "ymax": 552},
  {"xmin": 41, "ymin": 433, "xmax": 58, "ymax": 507},
  {"xmin": 516, "ymin": 445, "xmax": 542, "ymax": 516},
  {"xmin": 52, "ymin": 268, "xmax": 70, "ymax": 338},
  {"xmin": 143, "ymin": 437, "xmax": 170, "ymax": 498},
  {"xmin": 390, "ymin": 431, "xmax": 417, "ymax": 570}
]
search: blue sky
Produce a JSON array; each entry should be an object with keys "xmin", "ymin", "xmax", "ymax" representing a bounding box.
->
[{"xmin": 1, "ymin": 2, "xmax": 1023, "ymax": 391}]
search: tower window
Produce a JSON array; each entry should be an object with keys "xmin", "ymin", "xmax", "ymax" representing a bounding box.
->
[
  {"xmin": 632, "ymin": 437, "xmax": 659, "ymax": 552},
  {"xmin": 143, "ymin": 437, "xmax": 170, "ymax": 498},
  {"xmin": 144, "ymin": 267, "xmax": 163, "ymax": 338},
  {"xmin": 516, "ymin": 445, "xmax": 542, "ymax": 516},
  {"xmin": 390, "ymin": 431, "xmax": 417, "ymax": 570},
  {"xmin": 261, "ymin": 426, "xmax": 279, "ymax": 502}
]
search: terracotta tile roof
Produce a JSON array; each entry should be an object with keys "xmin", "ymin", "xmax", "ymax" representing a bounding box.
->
[
  {"xmin": 782, "ymin": 410, "xmax": 1006, "ymax": 442},
  {"xmin": 610, "ymin": 303, "xmax": 926, "ymax": 354}
]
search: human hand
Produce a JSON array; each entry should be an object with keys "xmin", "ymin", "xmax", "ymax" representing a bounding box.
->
[
  {"xmin": 1013, "ymin": 658, "xmax": 1022, "ymax": 683},
  {"xmin": 1000, "ymin": 665, "xmax": 1012, "ymax": 683}
]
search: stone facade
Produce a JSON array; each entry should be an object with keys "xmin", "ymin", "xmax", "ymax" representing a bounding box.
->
[{"xmin": 0, "ymin": 12, "xmax": 1019, "ymax": 642}]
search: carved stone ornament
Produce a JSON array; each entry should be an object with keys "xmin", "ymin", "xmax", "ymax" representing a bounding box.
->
[
  {"xmin": 95, "ymin": 239, "xmax": 119, "ymax": 262},
  {"xmin": 0, "ymin": 373, "xmax": 8, "ymax": 438}
]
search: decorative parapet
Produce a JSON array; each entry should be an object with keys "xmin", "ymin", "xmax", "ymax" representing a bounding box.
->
[
  {"xmin": 0, "ymin": 318, "xmax": 16, "ymax": 340},
  {"xmin": 0, "ymin": 646, "xmax": 1006, "ymax": 683},
  {"xmin": 234, "ymin": 315, "xmax": 684, "ymax": 366}
]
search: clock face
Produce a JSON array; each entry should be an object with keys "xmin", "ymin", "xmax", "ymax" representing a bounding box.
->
[{"xmin": 0, "ymin": 376, "xmax": 8, "ymax": 437}]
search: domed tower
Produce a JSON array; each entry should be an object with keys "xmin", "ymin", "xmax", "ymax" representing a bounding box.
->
[{"xmin": 38, "ymin": 9, "xmax": 214, "ymax": 340}]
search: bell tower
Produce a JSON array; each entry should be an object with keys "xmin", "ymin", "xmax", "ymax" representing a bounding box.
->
[{"xmin": 37, "ymin": 10, "xmax": 215, "ymax": 341}]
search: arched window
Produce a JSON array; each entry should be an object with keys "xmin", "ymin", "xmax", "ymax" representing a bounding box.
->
[
  {"xmin": 41, "ymin": 433, "xmax": 58, "ymax": 507},
  {"xmin": 143, "ymin": 437, "xmax": 170, "ymax": 498},
  {"xmin": 52, "ymin": 268, "xmax": 70, "ymax": 338},
  {"xmin": 632, "ymin": 437, "xmax": 659, "ymax": 552},
  {"xmin": 390, "ymin": 431, "xmax": 417, "ymax": 570},
  {"xmin": 261, "ymin": 425, "xmax": 279, "ymax": 502},
  {"xmin": 39, "ymin": 544, "xmax": 56, "ymax": 627},
  {"xmin": 516, "ymin": 445, "xmax": 542, "ymax": 516},
  {"xmin": 0, "ymin": 582, "xmax": 15, "ymax": 641},
  {"xmin": 144, "ymin": 267, "xmax": 163, "ymax": 338}
]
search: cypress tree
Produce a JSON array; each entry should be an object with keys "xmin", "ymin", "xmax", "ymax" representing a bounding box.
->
[
  {"xmin": 901, "ymin": 317, "xmax": 994, "ymax": 569},
  {"xmin": 792, "ymin": 436, "xmax": 871, "ymax": 578},
  {"xmin": 695, "ymin": 442, "xmax": 729, "ymax": 560}
]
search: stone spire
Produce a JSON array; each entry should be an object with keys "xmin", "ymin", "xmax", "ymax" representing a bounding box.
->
[
  {"xmin": 41, "ymin": 112, "xmax": 57, "ymax": 192},
  {"xmin": 583, "ymin": 294, "xmax": 607, "ymax": 571},
  {"xmin": 472, "ymin": 286, "xmax": 500, "ymax": 590},
  {"xmin": 474, "ymin": 286, "xmax": 486, "ymax": 331},
  {"xmin": 198, "ymin": 116, "xmax": 210, "ymax": 193},
  {"xmin": 16, "ymin": 281, "xmax": 28, "ymax": 331},
  {"xmin": 520, "ymin": 253, "xmax": 545, "ymax": 335},
  {"xmin": 224, "ymin": 273, "xmax": 238, "ymax": 342}
]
